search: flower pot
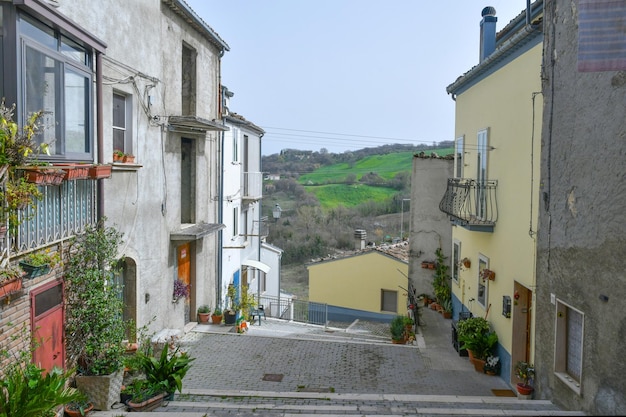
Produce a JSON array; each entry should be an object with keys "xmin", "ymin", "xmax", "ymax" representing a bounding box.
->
[
  {"xmin": 19, "ymin": 261, "xmax": 50, "ymax": 279},
  {"xmin": 123, "ymin": 155, "xmax": 135, "ymax": 163},
  {"xmin": 442, "ymin": 311, "xmax": 452, "ymax": 319},
  {"xmin": 211, "ymin": 314, "xmax": 223, "ymax": 324},
  {"xmin": 22, "ymin": 167, "xmax": 64, "ymax": 185},
  {"xmin": 127, "ymin": 392, "xmax": 165, "ymax": 412},
  {"xmin": 224, "ymin": 312, "xmax": 237, "ymax": 325},
  {"xmin": 472, "ymin": 357, "xmax": 486, "ymax": 373},
  {"xmin": 88, "ymin": 165, "xmax": 112, "ymax": 179},
  {"xmin": 64, "ymin": 403, "xmax": 94, "ymax": 417},
  {"xmin": 198, "ymin": 312, "xmax": 210, "ymax": 323},
  {"xmin": 0, "ymin": 277, "xmax": 22, "ymax": 299},
  {"xmin": 75, "ymin": 370, "xmax": 123, "ymax": 411},
  {"xmin": 57, "ymin": 164, "xmax": 90, "ymax": 180},
  {"xmin": 516, "ymin": 382, "xmax": 534, "ymax": 396}
]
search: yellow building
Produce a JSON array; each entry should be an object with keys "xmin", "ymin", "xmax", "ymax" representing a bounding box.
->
[
  {"xmin": 308, "ymin": 241, "xmax": 409, "ymax": 322},
  {"xmin": 441, "ymin": 3, "xmax": 543, "ymax": 387}
]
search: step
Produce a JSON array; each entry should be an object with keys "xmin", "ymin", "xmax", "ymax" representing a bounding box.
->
[{"xmin": 89, "ymin": 390, "xmax": 587, "ymax": 416}]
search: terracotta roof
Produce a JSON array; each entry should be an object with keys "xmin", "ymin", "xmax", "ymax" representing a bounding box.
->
[{"xmin": 307, "ymin": 241, "xmax": 409, "ymax": 265}]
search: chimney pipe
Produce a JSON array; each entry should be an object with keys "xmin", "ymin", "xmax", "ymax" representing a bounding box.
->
[
  {"xmin": 354, "ymin": 229, "xmax": 367, "ymax": 251},
  {"xmin": 479, "ymin": 6, "xmax": 497, "ymax": 62}
]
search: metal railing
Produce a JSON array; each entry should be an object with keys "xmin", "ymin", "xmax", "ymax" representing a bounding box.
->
[
  {"xmin": 254, "ymin": 294, "xmax": 328, "ymax": 326},
  {"xmin": 439, "ymin": 178, "xmax": 498, "ymax": 231},
  {"xmin": 12, "ymin": 180, "xmax": 97, "ymax": 253}
]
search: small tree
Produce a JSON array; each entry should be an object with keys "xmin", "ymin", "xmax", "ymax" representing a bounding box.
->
[{"xmin": 64, "ymin": 219, "xmax": 127, "ymax": 376}]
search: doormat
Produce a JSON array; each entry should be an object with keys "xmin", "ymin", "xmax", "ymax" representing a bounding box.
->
[
  {"xmin": 262, "ymin": 373, "xmax": 284, "ymax": 382},
  {"xmin": 492, "ymin": 389, "xmax": 516, "ymax": 397}
]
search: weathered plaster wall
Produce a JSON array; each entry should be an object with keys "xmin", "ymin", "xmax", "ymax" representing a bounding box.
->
[
  {"xmin": 536, "ymin": 0, "xmax": 626, "ymax": 414},
  {"xmin": 408, "ymin": 157, "xmax": 453, "ymax": 297}
]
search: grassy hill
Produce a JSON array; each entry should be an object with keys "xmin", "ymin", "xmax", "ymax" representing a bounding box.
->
[{"xmin": 296, "ymin": 148, "xmax": 453, "ymax": 209}]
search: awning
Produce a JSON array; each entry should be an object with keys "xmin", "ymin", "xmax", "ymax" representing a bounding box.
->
[{"xmin": 241, "ymin": 259, "xmax": 270, "ymax": 274}]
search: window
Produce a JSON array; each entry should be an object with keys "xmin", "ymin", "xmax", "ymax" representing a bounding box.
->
[
  {"xmin": 232, "ymin": 128, "xmax": 239, "ymax": 162},
  {"xmin": 20, "ymin": 14, "xmax": 93, "ymax": 161},
  {"xmin": 180, "ymin": 138, "xmax": 195, "ymax": 223},
  {"xmin": 477, "ymin": 255, "xmax": 488, "ymax": 308},
  {"xmin": 555, "ymin": 300, "xmax": 584, "ymax": 393},
  {"xmin": 381, "ymin": 289, "xmax": 398, "ymax": 313},
  {"xmin": 476, "ymin": 129, "xmax": 489, "ymax": 219},
  {"xmin": 232, "ymin": 207, "xmax": 239, "ymax": 237},
  {"xmin": 113, "ymin": 92, "xmax": 132, "ymax": 154},
  {"xmin": 455, "ymin": 136, "xmax": 464, "ymax": 178},
  {"xmin": 243, "ymin": 209, "xmax": 248, "ymax": 242},
  {"xmin": 181, "ymin": 44, "xmax": 196, "ymax": 116},
  {"xmin": 452, "ymin": 241, "xmax": 461, "ymax": 283}
]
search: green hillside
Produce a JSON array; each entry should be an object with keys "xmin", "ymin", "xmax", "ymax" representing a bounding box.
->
[
  {"xmin": 304, "ymin": 184, "xmax": 398, "ymax": 209},
  {"xmin": 298, "ymin": 148, "xmax": 453, "ymax": 185}
]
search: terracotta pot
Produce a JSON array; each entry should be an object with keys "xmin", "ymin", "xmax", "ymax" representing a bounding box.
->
[
  {"xmin": 198, "ymin": 312, "xmax": 210, "ymax": 323},
  {"xmin": 211, "ymin": 314, "xmax": 223, "ymax": 324},
  {"xmin": 473, "ymin": 357, "xmax": 486, "ymax": 372},
  {"xmin": 516, "ymin": 382, "xmax": 534, "ymax": 396},
  {"xmin": 64, "ymin": 403, "xmax": 94, "ymax": 417},
  {"xmin": 88, "ymin": 165, "xmax": 112, "ymax": 179},
  {"xmin": 0, "ymin": 277, "xmax": 23, "ymax": 299},
  {"xmin": 127, "ymin": 392, "xmax": 165, "ymax": 412}
]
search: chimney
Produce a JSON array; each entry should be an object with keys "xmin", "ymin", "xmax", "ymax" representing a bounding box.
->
[
  {"xmin": 479, "ymin": 6, "xmax": 497, "ymax": 62},
  {"xmin": 354, "ymin": 229, "xmax": 367, "ymax": 251}
]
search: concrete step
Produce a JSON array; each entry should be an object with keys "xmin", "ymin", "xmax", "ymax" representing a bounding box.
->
[{"xmin": 90, "ymin": 390, "xmax": 587, "ymax": 416}]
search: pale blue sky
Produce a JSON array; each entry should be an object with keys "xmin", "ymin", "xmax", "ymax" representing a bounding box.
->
[{"xmin": 184, "ymin": 1, "xmax": 531, "ymax": 155}]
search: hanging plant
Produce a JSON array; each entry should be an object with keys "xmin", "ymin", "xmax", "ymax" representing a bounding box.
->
[
  {"xmin": 480, "ymin": 268, "xmax": 496, "ymax": 281},
  {"xmin": 173, "ymin": 279, "xmax": 190, "ymax": 301}
]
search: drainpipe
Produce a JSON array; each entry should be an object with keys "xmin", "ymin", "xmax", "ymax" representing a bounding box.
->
[
  {"xmin": 257, "ymin": 132, "xmax": 264, "ymax": 309},
  {"xmin": 217, "ymin": 127, "xmax": 224, "ymax": 309},
  {"xmin": 96, "ymin": 51, "xmax": 104, "ymax": 220}
]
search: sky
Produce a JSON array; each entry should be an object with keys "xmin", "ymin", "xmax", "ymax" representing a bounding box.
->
[{"xmin": 184, "ymin": 1, "xmax": 530, "ymax": 156}]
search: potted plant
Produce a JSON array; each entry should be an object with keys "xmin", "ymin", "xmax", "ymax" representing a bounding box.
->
[
  {"xmin": 223, "ymin": 284, "xmax": 238, "ymax": 325},
  {"xmin": 113, "ymin": 149, "xmax": 125, "ymax": 162},
  {"xmin": 64, "ymin": 398, "xmax": 94, "ymax": 417},
  {"xmin": 122, "ymin": 379, "xmax": 165, "ymax": 412},
  {"xmin": 441, "ymin": 299, "xmax": 453, "ymax": 319},
  {"xmin": 87, "ymin": 163, "xmax": 112, "ymax": 179},
  {"xmin": 122, "ymin": 153, "xmax": 135, "ymax": 163},
  {"xmin": 456, "ymin": 316, "xmax": 498, "ymax": 372},
  {"xmin": 483, "ymin": 355, "xmax": 500, "ymax": 375},
  {"xmin": 0, "ymin": 265, "xmax": 23, "ymax": 300},
  {"xmin": 140, "ymin": 344, "xmax": 194, "ymax": 401},
  {"xmin": 19, "ymin": 247, "xmax": 60, "ymax": 278},
  {"xmin": 64, "ymin": 220, "xmax": 128, "ymax": 411},
  {"xmin": 197, "ymin": 305, "xmax": 211, "ymax": 323},
  {"xmin": 515, "ymin": 361, "xmax": 535, "ymax": 395},
  {"xmin": 389, "ymin": 315, "xmax": 406, "ymax": 344},
  {"xmin": 211, "ymin": 307, "xmax": 223, "ymax": 325},
  {"xmin": 172, "ymin": 278, "xmax": 190, "ymax": 302},
  {"xmin": 480, "ymin": 268, "xmax": 496, "ymax": 281}
]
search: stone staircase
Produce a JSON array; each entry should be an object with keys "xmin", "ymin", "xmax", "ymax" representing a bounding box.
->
[{"xmin": 91, "ymin": 389, "xmax": 587, "ymax": 416}]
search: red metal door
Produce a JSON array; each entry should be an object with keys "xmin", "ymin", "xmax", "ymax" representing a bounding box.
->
[{"xmin": 31, "ymin": 280, "xmax": 64, "ymax": 372}]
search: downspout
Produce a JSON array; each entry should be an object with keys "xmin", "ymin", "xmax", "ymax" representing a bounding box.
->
[
  {"xmin": 216, "ymin": 47, "xmax": 226, "ymax": 309},
  {"xmin": 257, "ymin": 132, "xmax": 264, "ymax": 308},
  {"xmin": 96, "ymin": 51, "xmax": 104, "ymax": 220}
]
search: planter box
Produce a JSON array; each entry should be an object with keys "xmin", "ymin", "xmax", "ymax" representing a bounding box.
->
[
  {"xmin": 22, "ymin": 168, "xmax": 65, "ymax": 185},
  {"xmin": 0, "ymin": 277, "xmax": 23, "ymax": 299},
  {"xmin": 127, "ymin": 392, "xmax": 165, "ymax": 412},
  {"xmin": 76, "ymin": 370, "xmax": 123, "ymax": 411},
  {"xmin": 57, "ymin": 164, "xmax": 90, "ymax": 180},
  {"xmin": 19, "ymin": 261, "xmax": 50, "ymax": 279},
  {"xmin": 88, "ymin": 165, "xmax": 112, "ymax": 179}
]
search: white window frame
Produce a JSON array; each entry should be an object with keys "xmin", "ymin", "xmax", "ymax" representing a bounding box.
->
[
  {"xmin": 452, "ymin": 240, "xmax": 461, "ymax": 284},
  {"xmin": 477, "ymin": 254, "xmax": 489, "ymax": 308},
  {"xmin": 554, "ymin": 299, "xmax": 584, "ymax": 394},
  {"xmin": 455, "ymin": 135, "xmax": 464, "ymax": 178},
  {"xmin": 476, "ymin": 129, "xmax": 489, "ymax": 220},
  {"xmin": 112, "ymin": 91, "xmax": 132, "ymax": 155},
  {"xmin": 232, "ymin": 128, "xmax": 239, "ymax": 162}
]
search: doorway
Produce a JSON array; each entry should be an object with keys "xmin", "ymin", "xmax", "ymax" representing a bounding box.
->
[
  {"xmin": 177, "ymin": 243, "xmax": 194, "ymax": 323},
  {"xmin": 31, "ymin": 280, "xmax": 64, "ymax": 372},
  {"xmin": 510, "ymin": 282, "xmax": 533, "ymax": 386}
]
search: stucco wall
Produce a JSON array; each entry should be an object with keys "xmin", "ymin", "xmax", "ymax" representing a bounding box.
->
[
  {"xmin": 536, "ymin": 0, "xmax": 626, "ymax": 414},
  {"xmin": 57, "ymin": 0, "xmax": 222, "ymax": 334},
  {"xmin": 308, "ymin": 251, "xmax": 408, "ymax": 316},
  {"xmin": 408, "ymin": 157, "xmax": 453, "ymax": 297}
]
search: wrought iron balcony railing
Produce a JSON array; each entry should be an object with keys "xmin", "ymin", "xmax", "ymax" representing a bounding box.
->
[
  {"xmin": 11, "ymin": 180, "xmax": 97, "ymax": 254},
  {"xmin": 439, "ymin": 178, "xmax": 498, "ymax": 232},
  {"xmin": 243, "ymin": 171, "xmax": 263, "ymax": 201}
]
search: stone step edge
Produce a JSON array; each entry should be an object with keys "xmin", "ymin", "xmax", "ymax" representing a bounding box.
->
[{"xmin": 181, "ymin": 388, "xmax": 555, "ymax": 404}]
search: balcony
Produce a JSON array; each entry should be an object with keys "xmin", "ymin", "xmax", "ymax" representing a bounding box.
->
[
  {"xmin": 439, "ymin": 178, "xmax": 498, "ymax": 232},
  {"xmin": 3, "ymin": 180, "xmax": 97, "ymax": 255},
  {"xmin": 243, "ymin": 172, "xmax": 263, "ymax": 202}
]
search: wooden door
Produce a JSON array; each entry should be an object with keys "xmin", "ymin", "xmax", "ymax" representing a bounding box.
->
[
  {"xmin": 31, "ymin": 280, "xmax": 64, "ymax": 372},
  {"xmin": 178, "ymin": 243, "xmax": 191, "ymax": 323}
]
